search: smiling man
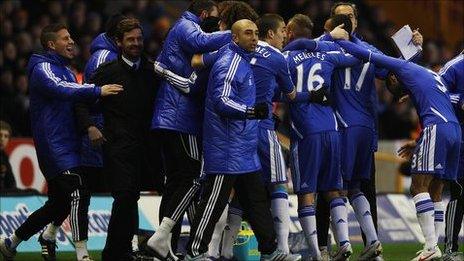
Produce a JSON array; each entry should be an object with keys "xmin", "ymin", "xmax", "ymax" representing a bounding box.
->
[
  {"xmin": 0, "ymin": 23, "xmax": 122, "ymax": 261},
  {"xmin": 183, "ymin": 19, "xmax": 300, "ymax": 261},
  {"xmin": 85, "ymin": 18, "xmax": 159, "ymax": 261}
]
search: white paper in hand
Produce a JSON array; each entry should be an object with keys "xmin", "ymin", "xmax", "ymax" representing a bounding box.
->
[{"xmin": 391, "ymin": 25, "xmax": 422, "ymax": 60}]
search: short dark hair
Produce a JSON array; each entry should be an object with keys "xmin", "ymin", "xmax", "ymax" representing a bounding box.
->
[
  {"xmin": 288, "ymin": 14, "xmax": 313, "ymax": 39},
  {"xmin": 40, "ymin": 23, "xmax": 68, "ymax": 49},
  {"xmin": 0, "ymin": 121, "xmax": 12, "ymax": 134},
  {"xmin": 106, "ymin": 14, "xmax": 127, "ymax": 40},
  {"xmin": 188, "ymin": 0, "xmax": 217, "ymax": 17},
  {"xmin": 385, "ymin": 73, "xmax": 408, "ymax": 102},
  {"xmin": 331, "ymin": 2, "xmax": 358, "ymax": 18},
  {"xmin": 328, "ymin": 14, "xmax": 352, "ymax": 34},
  {"xmin": 219, "ymin": 1, "xmax": 258, "ymax": 30},
  {"xmin": 256, "ymin": 14, "xmax": 284, "ymax": 39},
  {"xmin": 115, "ymin": 18, "xmax": 142, "ymax": 41}
]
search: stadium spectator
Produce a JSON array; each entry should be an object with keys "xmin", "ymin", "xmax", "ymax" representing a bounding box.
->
[{"xmin": 0, "ymin": 120, "xmax": 17, "ymax": 191}]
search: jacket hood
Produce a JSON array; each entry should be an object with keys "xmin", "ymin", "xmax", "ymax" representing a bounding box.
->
[
  {"xmin": 182, "ymin": 11, "xmax": 201, "ymax": 24},
  {"xmin": 89, "ymin": 33, "xmax": 118, "ymax": 54},
  {"xmin": 27, "ymin": 51, "xmax": 69, "ymax": 75}
]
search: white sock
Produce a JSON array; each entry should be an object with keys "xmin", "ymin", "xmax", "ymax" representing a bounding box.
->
[
  {"xmin": 9, "ymin": 233, "xmax": 22, "ymax": 249},
  {"xmin": 208, "ymin": 204, "xmax": 229, "ymax": 258},
  {"xmin": 74, "ymin": 240, "xmax": 89, "ymax": 260},
  {"xmin": 271, "ymin": 191, "xmax": 290, "ymax": 253},
  {"xmin": 221, "ymin": 207, "xmax": 242, "ymax": 259},
  {"xmin": 413, "ymin": 193, "xmax": 436, "ymax": 249},
  {"xmin": 298, "ymin": 205, "xmax": 321, "ymax": 259},
  {"xmin": 330, "ymin": 197, "xmax": 350, "ymax": 247},
  {"xmin": 147, "ymin": 217, "xmax": 176, "ymax": 255},
  {"xmin": 350, "ymin": 193, "xmax": 378, "ymax": 245},
  {"xmin": 132, "ymin": 234, "xmax": 139, "ymax": 252},
  {"xmin": 433, "ymin": 201, "xmax": 445, "ymax": 244},
  {"xmin": 42, "ymin": 223, "xmax": 60, "ymax": 241}
]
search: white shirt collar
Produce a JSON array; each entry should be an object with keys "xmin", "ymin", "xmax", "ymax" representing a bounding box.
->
[{"xmin": 121, "ymin": 55, "xmax": 141, "ymax": 69}]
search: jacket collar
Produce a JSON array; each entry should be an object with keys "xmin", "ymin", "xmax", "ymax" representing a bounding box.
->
[
  {"xmin": 46, "ymin": 51, "xmax": 71, "ymax": 66},
  {"xmin": 229, "ymin": 42, "xmax": 254, "ymax": 62},
  {"xmin": 182, "ymin": 11, "xmax": 201, "ymax": 24}
]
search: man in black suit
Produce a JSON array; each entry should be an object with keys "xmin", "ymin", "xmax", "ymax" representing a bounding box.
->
[{"xmin": 88, "ymin": 17, "xmax": 159, "ymax": 261}]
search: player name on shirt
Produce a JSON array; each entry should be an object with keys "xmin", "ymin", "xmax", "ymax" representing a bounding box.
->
[{"xmin": 292, "ymin": 51, "xmax": 326, "ymax": 64}]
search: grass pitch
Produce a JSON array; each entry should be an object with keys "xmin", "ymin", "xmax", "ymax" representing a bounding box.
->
[{"xmin": 12, "ymin": 243, "xmax": 464, "ymax": 260}]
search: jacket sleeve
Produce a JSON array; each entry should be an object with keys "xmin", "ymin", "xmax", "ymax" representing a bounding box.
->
[
  {"xmin": 336, "ymin": 40, "xmax": 404, "ymax": 75},
  {"xmin": 32, "ymin": 62, "xmax": 101, "ymax": 102},
  {"xmin": 283, "ymin": 39, "xmax": 339, "ymax": 52},
  {"xmin": 326, "ymin": 50, "xmax": 362, "ymax": 68},
  {"xmin": 202, "ymin": 51, "xmax": 220, "ymax": 68},
  {"xmin": 180, "ymin": 23, "xmax": 231, "ymax": 53},
  {"xmin": 211, "ymin": 62, "xmax": 248, "ymax": 119}
]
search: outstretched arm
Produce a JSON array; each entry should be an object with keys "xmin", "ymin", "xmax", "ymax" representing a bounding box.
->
[
  {"xmin": 283, "ymin": 39, "xmax": 340, "ymax": 52},
  {"xmin": 336, "ymin": 40, "xmax": 405, "ymax": 75}
]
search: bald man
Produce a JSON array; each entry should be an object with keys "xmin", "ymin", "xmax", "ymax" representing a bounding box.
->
[{"xmin": 184, "ymin": 20, "xmax": 301, "ymax": 261}]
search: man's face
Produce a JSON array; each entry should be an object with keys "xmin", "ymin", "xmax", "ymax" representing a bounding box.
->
[
  {"xmin": 0, "ymin": 129, "xmax": 10, "ymax": 150},
  {"xmin": 269, "ymin": 21, "xmax": 287, "ymax": 50},
  {"xmin": 233, "ymin": 23, "xmax": 258, "ymax": 52},
  {"xmin": 118, "ymin": 28, "xmax": 143, "ymax": 60},
  {"xmin": 285, "ymin": 21, "xmax": 296, "ymax": 45},
  {"xmin": 49, "ymin": 29, "xmax": 75, "ymax": 59},
  {"xmin": 334, "ymin": 5, "xmax": 357, "ymax": 32}
]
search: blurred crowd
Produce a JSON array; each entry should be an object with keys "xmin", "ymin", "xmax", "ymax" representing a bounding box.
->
[{"xmin": 1, "ymin": 0, "xmax": 462, "ymax": 139}]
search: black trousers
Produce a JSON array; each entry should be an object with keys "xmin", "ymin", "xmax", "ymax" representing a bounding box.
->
[
  {"xmin": 102, "ymin": 142, "xmax": 143, "ymax": 261},
  {"xmin": 16, "ymin": 169, "xmax": 90, "ymax": 242},
  {"xmin": 156, "ymin": 129, "xmax": 202, "ymax": 250},
  {"xmin": 82, "ymin": 166, "xmax": 108, "ymax": 193},
  {"xmin": 186, "ymin": 172, "xmax": 277, "ymax": 257},
  {"xmin": 316, "ymin": 154, "xmax": 378, "ymax": 247},
  {"xmin": 444, "ymin": 177, "xmax": 464, "ymax": 252}
]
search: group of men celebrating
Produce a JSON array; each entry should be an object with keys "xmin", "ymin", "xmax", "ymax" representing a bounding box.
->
[{"xmin": 0, "ymin": 0, "xmax": 463, "ymax": 261}]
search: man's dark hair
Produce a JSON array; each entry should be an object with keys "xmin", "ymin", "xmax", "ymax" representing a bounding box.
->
[
  {"xmin": 256, "ymin": 14, "xmax": 284, "ymax": 40},
  {"xmin": 288, "ymin": 14, "xmax": 313, "ymax": 39},
  {"xmin": 40, "ymin": 23, "xmax": 68, "ymax": 49},
  {"xmin": 188, "ymin": 0, "xmax": 217, "ymax": 17},
  {"xmin": 219, "ymin": 1, "xmax": 258, "ymax": 30},
  {"xmin": 106, "ymin": 14, "xmax": 127, "ymax": 40},
  {"xmin": 115, "ymin": 18, "xmax": 142, "ymax": 41},
  {"xmin": 328, "ymin": 14, "xmax": 352, "ymax": 34},
  {"xmin": 331, "ymin": 2, "xmax": 358, "ymax": 18},
  {"xmin": 0, "ymin": 121, "xmax": 12, "ymax": 134},
  {"xmin": 385, "ymin": 72, "xmax": 408, "ymax": 102}
]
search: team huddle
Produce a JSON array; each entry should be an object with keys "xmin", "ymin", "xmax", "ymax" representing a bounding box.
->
[{"xmin": 1, "ymin": 0, "xmax": 463, "ymax": 261}]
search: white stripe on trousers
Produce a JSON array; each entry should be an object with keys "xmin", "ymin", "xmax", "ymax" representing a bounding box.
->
[
  {"xmin": 187, "ymin": 202, "xmax": 196, "ymax": 223},
  {"xmin": 445, "ymin": 200, "xmax": 456, "ymax": 251},
  {"xmin": 171, "ymin": 179, "xmax": 201, "ymax": 222},
  {"xmin": 187, "ymin": 135, "xmax": 200, "ymax": 161},
  {"xmin": 191, "ymin": 175, "xmax": 224, "ymax": 256},
  {"xmin": 416, "ymin": 125, "xmax": 437, "ymax": 172},
  {"xmin": 267, "ymin": 130, "xmax": 286, "ymax": 183},
  {"xmin": 71, "ymin": 189, "xmax": 80, "ymax": 241},
  {"xmin": 268, "ymin": 130, "xmax": 277, "ymax": 182}
]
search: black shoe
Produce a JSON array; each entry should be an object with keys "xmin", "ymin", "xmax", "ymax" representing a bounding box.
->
[
  {"xmin": 38, "ymin": 233, "xmax": 57, "ymax": 261},
  {"xmin": 133, "ymin": 251, "xmax": 158, "ymax": 261},
  {"xmin": 142, "ymin": 243, "xmax": 178, "ymax": 261}
]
